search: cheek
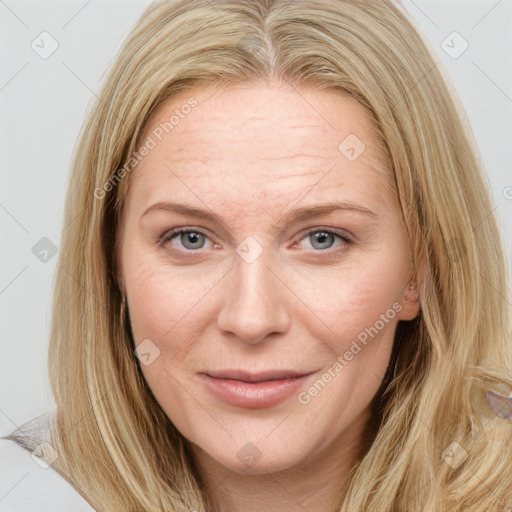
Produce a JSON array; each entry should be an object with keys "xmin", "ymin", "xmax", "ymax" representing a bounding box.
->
[
  {"xmin": 125, "ymin": 263, "xmax": 172, "ymax": 343},
  {"xmin": 123, "ymin": 257, "xmax": 211, "ymax": 430},
  {"xmin": 125, "ymin": 254, "xmax": 216, "ymax": 341},
  {"xmin": 292, "ymin": 266, "xmax": 400, "ymax": 415},
  {"xmin": 123, "ymin": 252, "xmax": 227, "ymax": 393},
  {"xmin": 287, "ymin": 257, "xmax": 405, "ymax": 342},
  {"xmin": 283, "ymin": 253, "xmax": 407, "ymax": 398}
]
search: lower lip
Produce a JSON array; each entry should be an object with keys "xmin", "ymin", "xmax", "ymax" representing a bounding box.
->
[{"xmin": 199, "ymin": 373, "xmax": 312, "ymax": 409}]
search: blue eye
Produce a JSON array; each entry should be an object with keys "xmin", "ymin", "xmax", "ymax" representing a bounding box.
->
[
  {"xmin": 160, "ymin": 227, "xmax": 352, "ymax": 254},
  {"xmin": 161, "ymin": 229, "xmax": 210, "ymax": 250},
  {"xmin": 178, "ymin": 231, "xmax": 206, "ymax": 250},
  {"xmin": 309, "ymin": 231, "xmax": 335, "ymax": 250},
  {"xmin": 300, "ymin": 228, "xmax": 352, "ymax": 251}
]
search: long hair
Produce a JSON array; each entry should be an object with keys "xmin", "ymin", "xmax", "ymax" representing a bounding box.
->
[{"xmin": 42, "ymin": 0, "xmax": 512, "ymax": 510}]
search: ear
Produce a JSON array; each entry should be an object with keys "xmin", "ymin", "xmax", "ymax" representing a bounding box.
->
[
  {"xmin": 396, "ymin": 249, "xmax": 426, "ymax": 321},
  {"xmin": 398, "ymin": 277, "xmax": 421, "ymax": 321}
]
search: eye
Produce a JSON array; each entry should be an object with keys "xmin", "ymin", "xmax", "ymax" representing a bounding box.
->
[
  {"xmin": 160, "ymin": 228, "xmax": 215, "ymax": 251},
  {"xmin": 159, "ymin": 226, "xmax": 353, "ymax": 254},
  {"xmin": 295, "ymin": 228, "xmax": 352, "ymax": 251}
]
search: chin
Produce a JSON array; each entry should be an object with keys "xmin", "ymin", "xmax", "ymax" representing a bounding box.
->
[{"xmin": 202, "ymin": 443, "xmax": 304, "ymax": 476}]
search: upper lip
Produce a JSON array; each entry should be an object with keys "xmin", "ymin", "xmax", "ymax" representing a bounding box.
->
[{"xmin": 203, "ymin": 369, "xmax": 314, "ymax": 383}]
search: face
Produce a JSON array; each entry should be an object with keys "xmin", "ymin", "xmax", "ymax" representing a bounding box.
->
[{"xmin": 118, "ymin": 82, "xmax": 420, "ymax": 476}]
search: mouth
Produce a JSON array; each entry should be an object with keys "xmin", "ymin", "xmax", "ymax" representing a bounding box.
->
[
  {"xmin": 199, "ymin": 369, "xmax": 316, "ymax": 409},
  {"xmin": 204, "ymin": 369, "xmax": 313, "ymax": 383}
]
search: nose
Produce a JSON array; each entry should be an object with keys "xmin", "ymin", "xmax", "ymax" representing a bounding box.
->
[{"xmin": 216, "ymin": 249, "xmax": 291, "ymax": 345}]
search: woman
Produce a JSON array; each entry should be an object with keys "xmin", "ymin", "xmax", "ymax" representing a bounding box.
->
[{"xmin": 2, "ymin": 0, "xmax": 511, "ymax": 510}]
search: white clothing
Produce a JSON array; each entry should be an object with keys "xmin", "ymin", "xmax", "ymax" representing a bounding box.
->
[{"xmin": 0, "ymin": 412, "xmax": 96, "ymax": 511}]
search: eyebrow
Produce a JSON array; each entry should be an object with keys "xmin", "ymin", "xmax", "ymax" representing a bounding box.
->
[{"xmin": 140, "ymin": 200, "xmax": 378, "ymax": 234}]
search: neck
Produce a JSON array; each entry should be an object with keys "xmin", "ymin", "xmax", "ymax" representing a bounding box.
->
[{"xmin": 194, "ymin": 410, "xmax": 372, "ymax": 512}]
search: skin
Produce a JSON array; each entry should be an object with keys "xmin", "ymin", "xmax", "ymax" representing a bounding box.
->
[{"xmin": 117, "ymin": 81, "xmax": 420, "ymax": 512}]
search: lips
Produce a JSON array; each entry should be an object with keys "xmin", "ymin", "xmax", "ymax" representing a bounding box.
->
[
  {"xmin": 204, "ymin": 369, "xmax": 312, "ymax": 383},
  {"xmin": 199, "ymin": 369, "xmax": 315, "ymax": 409}
]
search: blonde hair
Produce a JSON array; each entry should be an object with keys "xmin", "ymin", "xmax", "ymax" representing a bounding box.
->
[{"xmin": 38, "ymin": 0, "xmax": 512, "ymax": 510}]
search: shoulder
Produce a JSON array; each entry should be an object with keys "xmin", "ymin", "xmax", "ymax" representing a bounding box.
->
[{"xmin": 0, "ymin": 414, "xmax": 96, "ymax": 512}]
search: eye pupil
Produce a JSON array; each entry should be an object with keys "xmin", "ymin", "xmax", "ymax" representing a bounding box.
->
[
  {"xmin": 169, "ymin": 229, "xmax": 343, "ymax": 252},
  {"xmin": 181, "ymin": 232, "xmax": 205, "ymax": 249},
  {"xmin": 310, "ymin": 231, "xmax": 335, "ymax": 250}
]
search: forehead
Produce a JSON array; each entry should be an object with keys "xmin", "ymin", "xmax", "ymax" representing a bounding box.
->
[{"xmin": 126, "ymin": 82, "xmax": 394, "ymax": 213}]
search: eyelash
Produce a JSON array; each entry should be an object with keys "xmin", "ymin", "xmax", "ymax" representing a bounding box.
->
[{"xmin": 159, "ymin": 226, "xmax": 353, "ymax": 255}]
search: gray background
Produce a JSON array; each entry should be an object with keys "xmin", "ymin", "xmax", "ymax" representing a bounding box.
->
[{"xmin": 1, "ymin": 0, "xmax": 511, "ymax": 437}]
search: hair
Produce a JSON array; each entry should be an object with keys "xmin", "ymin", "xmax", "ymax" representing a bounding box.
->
[{"xmin": 18, "ymin": 0, "xmax": 512, "ymax": 510}]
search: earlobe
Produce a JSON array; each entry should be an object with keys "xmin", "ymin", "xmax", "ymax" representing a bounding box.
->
[
  {"xmin": 399, "ymin": 278, "xmax": 421, "ymax": 321},
  {"xmin": 399, "ymin": 253, "xmax": 425, "ymax": 321}
]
